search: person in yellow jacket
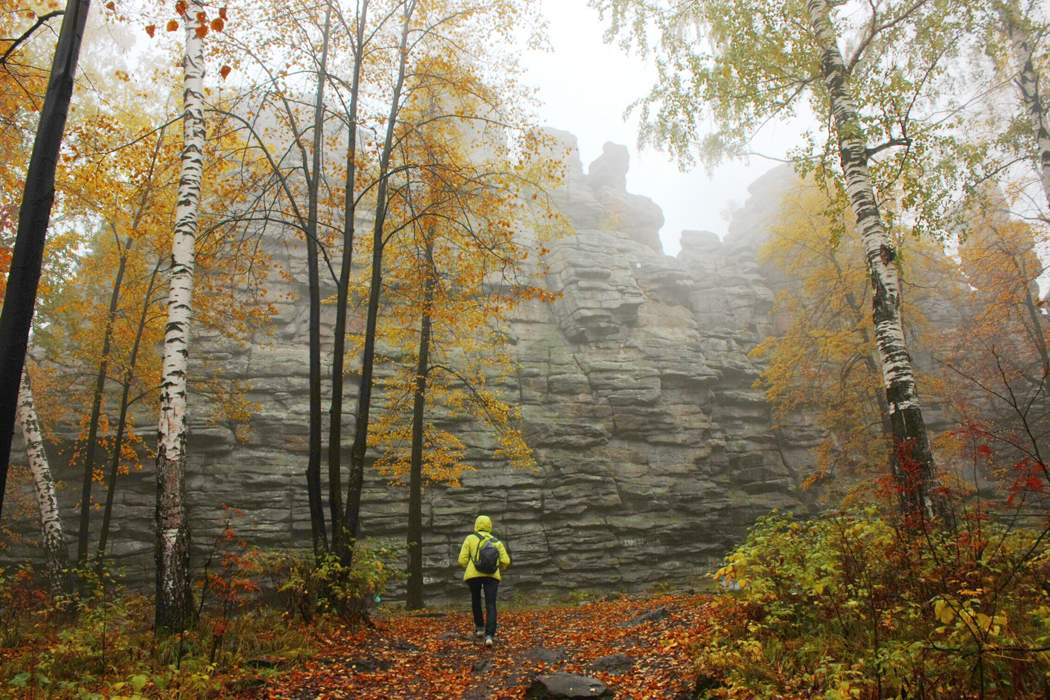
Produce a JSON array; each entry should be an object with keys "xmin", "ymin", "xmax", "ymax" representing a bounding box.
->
[{"xmin": 458, "ymin": 514, "xmax": 511, "ymax": 646}]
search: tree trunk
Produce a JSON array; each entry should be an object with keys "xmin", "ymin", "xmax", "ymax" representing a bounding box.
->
[
  {"xmin": 305, "ymin": 1, "xmax": 334, "ymax": 557},
  {"xmin": 1000, "ymin": 3, "xmax": 1050, "ymax": 211},
  {"xmin": 344, "ymin": 0, "xmax": 416, "ymax": 560},
  {"xmin": 0, "ymin": 0, "xmax": 91, "ymax": 523},
  {"xmin": 155, "ymin": 0, "xmax": 206, "ymax": 633},
  {"xmin": 15, "ymin": 368, "xmax": 66, "ymax": 595},
  {"xmin": 406, "ymin": 240, "xmax": 435, "ymax": 610},
  {"xmin": 1022, "ymin": 282, "xmax": 1050, "ymax": 378},
  {"xmin": 832, "ymin": 252, "xmax": 894, "ymax": 443},
  {"xmin": 97, "ymin": 258, "xmax": 161, "ymax": 562},
  {"xmin": 328, "ymin": 0, "xmax": 367, "ymax": 559},
  {"xmin": 77, "ymin": 235, "xmax": 130, "ymax": 564},
  {"xmin": 806, "ymin": 0, "xmax": 943, "ymax": 521}
]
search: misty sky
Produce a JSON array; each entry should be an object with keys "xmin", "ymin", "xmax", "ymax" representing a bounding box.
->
[{"xmin": 521, "ymin": 0, "xmax": 808, "ymax": 256}]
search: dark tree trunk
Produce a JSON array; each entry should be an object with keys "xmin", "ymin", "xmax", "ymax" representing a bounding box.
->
[
  {"xmin": 96, "ymin": 258, "xmax": 161, "ymax": 562},
  {"xmin": 406, "ymin": 240, "xmax": 435, "ymax": 610},
  {"xmin": 305, "ymin": 3, "xmax": 334, "ymax": 556},
  {"xmin": 343, "ymin": 0, "xmax": 415, "ymax": 562},
  {"xmin": 0, "ymin": 0, "xmax": 91, "ymax": 523},
  {"xmin": 78, "ymin": 235, "xmax": 130, "ymax": 564},
  {"xmin": 328, "ymin": 0, "xmax": 367, "ymax": 556}
]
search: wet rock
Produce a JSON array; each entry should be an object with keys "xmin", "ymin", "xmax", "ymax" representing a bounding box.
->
[{"xmin": 526, "ymin": 673, "xmax": 614, "ymax": 699}]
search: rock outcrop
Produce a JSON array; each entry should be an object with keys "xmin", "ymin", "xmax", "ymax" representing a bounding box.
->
[{"xmin": 3, "ymin": 132, "xmax": 805, "ymax": 602}]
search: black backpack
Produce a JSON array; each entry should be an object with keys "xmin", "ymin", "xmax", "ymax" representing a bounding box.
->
[{"xmin": 472, "ymin": 532, "xmax": 501, "ymax": 574}]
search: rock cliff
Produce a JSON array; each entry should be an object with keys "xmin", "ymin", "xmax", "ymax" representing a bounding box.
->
[{"xmin": 4, "ymin": 132, "xmax": 806, "ymax": 602}]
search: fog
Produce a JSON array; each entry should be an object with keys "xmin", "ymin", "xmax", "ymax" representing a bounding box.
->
[{"xmin": 521, "ymin": 0, "xmax": 812, "ymax": 256}]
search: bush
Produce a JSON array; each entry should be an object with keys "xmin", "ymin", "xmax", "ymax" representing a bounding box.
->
[
  {"xmin": 0, "ymin": 528, "xmax": 320, "ymax": 698},
  {"xmin": 260, "ymin": 541, "xmax": 399, "ymax": 623},
  {"xmin": 694, "ymin": 509, "xmax": 1050, "ymax": 698}
]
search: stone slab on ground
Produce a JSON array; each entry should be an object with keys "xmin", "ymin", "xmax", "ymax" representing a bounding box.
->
[{"xmin": 526, "ymin": 672, "xmax": 614, "ymax": 699}]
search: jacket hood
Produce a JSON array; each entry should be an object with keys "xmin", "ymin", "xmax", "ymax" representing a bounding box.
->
[{"xmin": 474, "ymin": 515, "xmax": 492, "ymax": 533}]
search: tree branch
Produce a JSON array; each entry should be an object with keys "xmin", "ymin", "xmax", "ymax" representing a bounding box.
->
[{"xmin": 0, "ymin": 11, "xmax": 64, "ymax": 66}]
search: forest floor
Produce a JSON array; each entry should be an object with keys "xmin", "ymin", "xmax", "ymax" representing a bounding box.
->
[{"xmin": 257, "ymin": 593, "xmax": 710, "ymax": 699}]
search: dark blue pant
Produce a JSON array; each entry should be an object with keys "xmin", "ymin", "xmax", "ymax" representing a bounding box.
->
[{"xmin": 468, "ymin": 577, "xmax": 499, "ymax": 637}]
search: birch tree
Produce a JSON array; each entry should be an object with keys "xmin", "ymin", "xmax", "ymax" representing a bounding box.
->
[
  {"xmin": 754, "ymin": 179, "xmax": 962, "ymax": 499},
  {"xmin": 15, "ymin": 367, "xmax": 66, "ymax": 595},
  {"xmin": 155, "ymin": 0, "xmax": 208, "ymax": 632},
  {"xmin": 595, "ymin": 0, "xmax": 976, "ymax": 519}
]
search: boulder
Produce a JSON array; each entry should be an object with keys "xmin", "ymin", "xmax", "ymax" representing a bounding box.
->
[{"xmin": 526, "ymin": 673, "xmax": 614, "ymax": 699}]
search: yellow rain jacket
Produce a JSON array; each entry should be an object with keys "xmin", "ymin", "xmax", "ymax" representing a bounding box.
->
[{"xmin": 458, "ymin": 515, "xmax": 511, "ymax": 581}]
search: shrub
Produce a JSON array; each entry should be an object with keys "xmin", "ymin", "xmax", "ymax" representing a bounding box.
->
[
  {"xmin": 694, "ymin": 509, "xmax": 1050, "ymax": 698},
  {"xmin": 260, "ymin": 541, "xmax": 399, "ymax": 623}
]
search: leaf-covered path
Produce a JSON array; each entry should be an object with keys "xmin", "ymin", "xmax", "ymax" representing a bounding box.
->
[{"xmin": 259, "ymin": 593, "xmax": 709, "ymax": 699}]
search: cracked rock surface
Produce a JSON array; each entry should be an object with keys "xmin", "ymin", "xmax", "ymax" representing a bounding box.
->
[{"xmin": 5, "ymin": 133, "xmax": 806, "ymax": 602}]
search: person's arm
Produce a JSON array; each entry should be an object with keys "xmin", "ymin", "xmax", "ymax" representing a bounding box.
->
[
  {"xmin": 499, "ymin": 541, "xmax": 511, "ymax": 570},
  {"xmin": 458, "ymin": 536, "xmax": 471, "ymax": 568}
]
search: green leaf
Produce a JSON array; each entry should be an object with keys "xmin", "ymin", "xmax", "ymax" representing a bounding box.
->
[
  {"xmin": 130, "ymin": 675, "xmax": 148, "ymax": 693},
  {"xmin": 9, "ymin": 672, "xmax": 31, "ymax": 688}
]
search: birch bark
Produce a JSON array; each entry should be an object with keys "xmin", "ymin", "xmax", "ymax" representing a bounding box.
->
[
  {"xmin": 15, "ymin": 368, "xmax": 66, "ymax": 594},
  {"xmin": 806, "ymin": 0, "xmax": 942, "ymax": 520},
  {"xmin": 155, "ymin": 0, "xmax": 205, "ymax": 631},
  {"xmin": 1000, "ymin": 5, "xmax": 1050, "ymax": 211}
]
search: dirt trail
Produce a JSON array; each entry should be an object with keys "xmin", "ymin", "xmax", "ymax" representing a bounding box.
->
[{"xmin": 260, "ymin": 594, "xmax": 710, "ymax": 699}]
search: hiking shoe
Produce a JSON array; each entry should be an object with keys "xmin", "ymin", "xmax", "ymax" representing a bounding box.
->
[
  {"xmin": 484, "ymin": 636, "xmax": 494, "ymax": 647},
  {"xmin": 474, "ymin": 627, "xmax": 485, "ymax": 639}
]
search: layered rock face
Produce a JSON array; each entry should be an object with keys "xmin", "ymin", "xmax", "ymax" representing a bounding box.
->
[{"xmin": 4, "ymin": 132, "xmax": 804, "ymax": 602}]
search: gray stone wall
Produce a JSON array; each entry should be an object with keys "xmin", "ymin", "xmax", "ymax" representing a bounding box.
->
[{"xmin": 2, "ymin": 132, "xmax": 806, "ymax": 603}]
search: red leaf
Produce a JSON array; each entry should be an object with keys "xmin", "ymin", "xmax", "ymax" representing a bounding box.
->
[
  {"xmin": 195, "ymin": 24, "xmax": 208, "ymax": 38},
  {"xmin": 196, "ymin": 10, "xmax": 206, "ymax": 23},
  {"xmin": 219, "ymin": 6, "xmax": 227, "ymax": 20},
  {"xmin": 105, "ymin": 1, "xmax": 115, "ymax": 10},
  {"xmin": 145, "ymin": 23, "xmax": 156, "ymax": 37},
  {"xmin": 166, "ymin": 19, "xmax": 179, "ymax": 31},
  {"xmin": 175, "ymin": 0, "xmax": 187, "ymax": 16},
  {"xmin": 219, "ymin": 65, "xmax": 232, "ymax": 80},
  {"xmin": 211, "ymin": 17, "xmax": 224, "ymax": 32}
]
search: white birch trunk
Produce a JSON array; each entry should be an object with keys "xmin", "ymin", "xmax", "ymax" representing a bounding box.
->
[
  {"xmin": 806, "ymin": 0, "xmax": 942, "ymax": 520},
  {"xmin": 1001, "ymin": 5, "xmax": 1050, "ymax": 211},
  {"xmin": 155, "ymin": 1, "xmax": 205, "ymax": 631},
  {"xmin": 15, "ymin": 368, "xmax": 66, "ymax": 594}
]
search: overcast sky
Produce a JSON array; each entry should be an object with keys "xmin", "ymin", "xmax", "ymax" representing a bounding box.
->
[{"xmin": 520, "ymin": 0, "xmax": 807, "ymax": 256}]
